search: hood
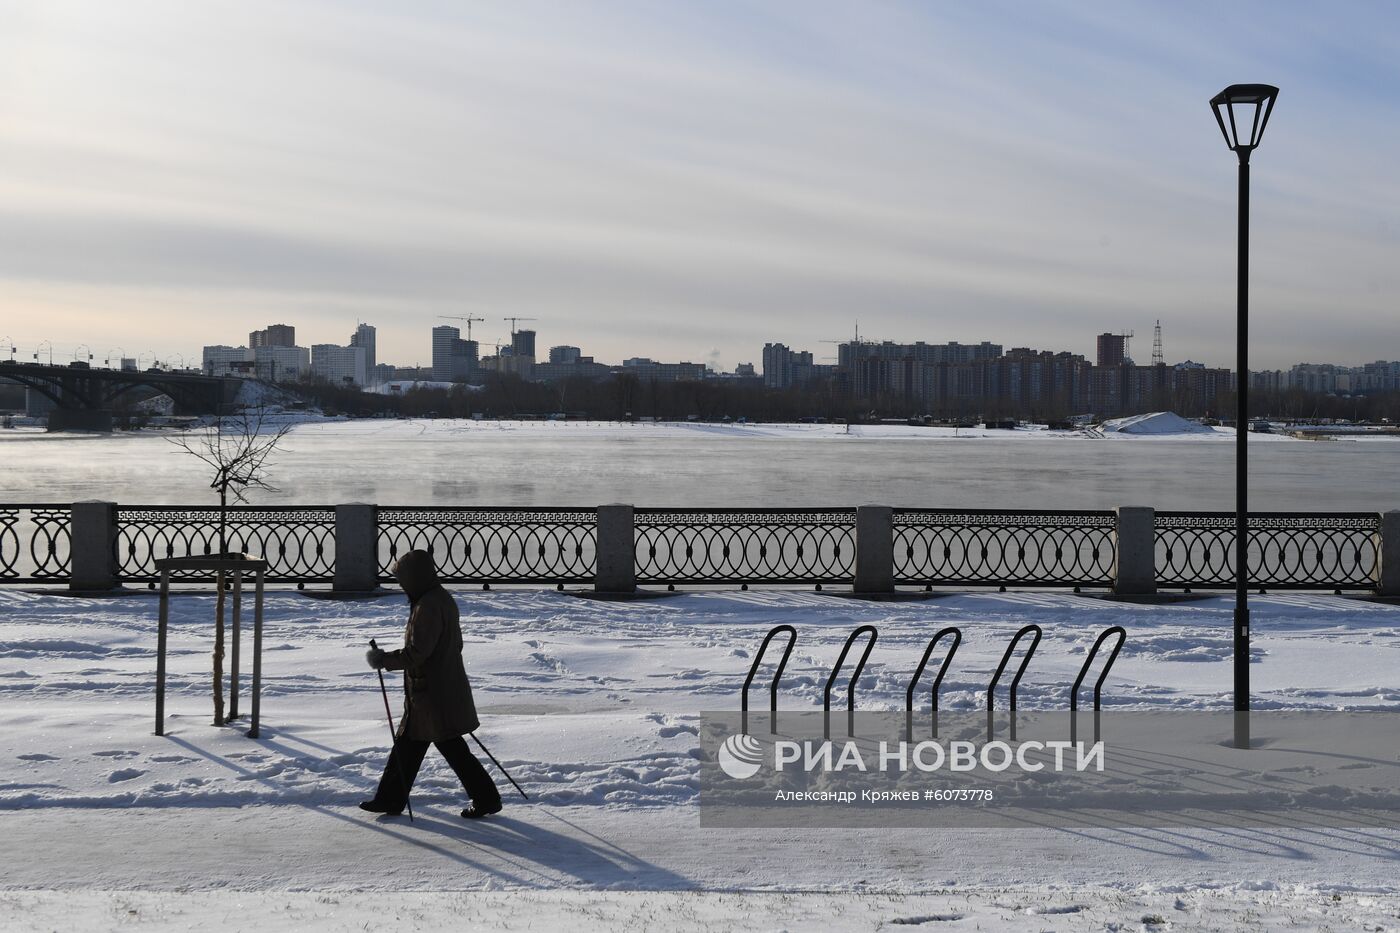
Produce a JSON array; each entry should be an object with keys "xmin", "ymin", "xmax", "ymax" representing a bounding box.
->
[{"xmin": 392, "ymin": 549, "xmax": 440, "ymax": 601}]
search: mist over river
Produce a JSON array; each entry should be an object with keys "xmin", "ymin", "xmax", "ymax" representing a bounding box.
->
[{"xmin": 1, "ymin": 419, "xmax": 1396, "ymax": 511}]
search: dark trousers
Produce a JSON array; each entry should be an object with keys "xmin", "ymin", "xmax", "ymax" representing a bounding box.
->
[{"xmin": 374, "ymin": 735, "xmax": 502, "ymax": 810}]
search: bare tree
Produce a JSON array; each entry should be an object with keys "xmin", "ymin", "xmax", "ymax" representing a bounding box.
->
[{"xmin": 169, "ymin": 407, "xmax": 291, "ymax": 725}]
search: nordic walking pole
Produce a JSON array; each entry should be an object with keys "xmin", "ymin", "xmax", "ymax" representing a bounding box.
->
[
  {"xmin": 470, "ymin": 733, "xmax": 529, "ymax": 800},
  {"xmin": 370, "ymin": 639, "xmax": 414, "ymax": 822}
]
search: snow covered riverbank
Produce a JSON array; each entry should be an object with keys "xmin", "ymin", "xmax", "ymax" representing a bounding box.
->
[{"xmin": 4, "ymin": 587, "xmax": 1400, "ymax": 928}]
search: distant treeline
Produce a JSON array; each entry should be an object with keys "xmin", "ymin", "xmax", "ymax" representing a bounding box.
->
[{"xmin": 289, "ymin": 374, "xmax": 1400, "ymax": 424}]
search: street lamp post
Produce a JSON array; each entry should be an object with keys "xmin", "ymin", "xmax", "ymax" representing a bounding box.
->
[{"xmin": 1210, "ymin": 84, "xmax": 1278, "ymax": 750}]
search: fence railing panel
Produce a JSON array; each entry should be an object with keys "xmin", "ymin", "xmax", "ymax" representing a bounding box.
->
[
  {"xmin": 377, "ymin": 507, "xmax": 597, "ymax": 583},
  {"xmin": 0, "ymin": 505, "xmax": 72, "ymax": 582},
  {"xmin": 1155, "ymin": 511, "xmax": 1379, "ymax": 590},
  {"xmin": 0, "ymin": 503, "xmax": 1390, "ymax": 592},
  {"xmin": 634, "ymin": 509, "xmax": 855, "ymax": 584},
  {"xmin": 893, "ymin": 510, "xmax": 1117, "ymax": 587},
  {"xmin": 116, "ymin": 506, "xmax": 336, "ymax": 582}
]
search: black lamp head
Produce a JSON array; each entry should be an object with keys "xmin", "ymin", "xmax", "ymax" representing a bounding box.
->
[{"xmin": 1211, "ymin": 84, "xmax": 1279, "ymax": 156}]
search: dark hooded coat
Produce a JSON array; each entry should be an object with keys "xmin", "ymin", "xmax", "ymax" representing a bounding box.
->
[{"xmin": 381, "ymin": 550, "xmax": 480, "ymax": 741}]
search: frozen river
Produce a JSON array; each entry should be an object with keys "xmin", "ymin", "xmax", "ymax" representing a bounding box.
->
[{"xmin": 1, "ymin": 418, "xmax": 1397, "ymax": 510}]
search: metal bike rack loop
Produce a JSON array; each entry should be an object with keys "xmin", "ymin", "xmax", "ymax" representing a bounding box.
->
[
  {"xmin": 823, "ymin": 625, "xmax": 879, "ymax": 740},
  {"xmin": 986, "ymin": 624, "xmax": 1042, "ymax": 742},
  {"xmin": 741, "ymin": 624, "xmax": 797, "ymax": 734},
  {"xmin": 1070, "ymin": 625, "xmax": 1126, "ymax": 745},
  {"xmin": 905, "ymin": 627, "xmax": 962, "ymax": 743}
]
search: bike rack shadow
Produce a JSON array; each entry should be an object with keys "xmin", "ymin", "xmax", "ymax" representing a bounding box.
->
[
  {"xmin": 986, "ymin": 624, "xmax": 1041, "ymax": 742},
  {"xmin": 741, "ymin": 624, "xmax": 797, "ymax": 735},
  {"xmin": 905, "ymin": 627, "xmax": 961, "ymax": 743},
  {"xmin": 824, "ymin": 624, "xmax": 878, "ymax": 740},
  {"xmin": 1070, "ymin": 625, "xmax": 1126, "ymax": 745}
]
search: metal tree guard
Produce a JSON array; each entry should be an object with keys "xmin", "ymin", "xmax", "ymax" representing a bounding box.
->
[{"xmin": 155, "ymin": 556, "xmax": 267, "ymax": 738}]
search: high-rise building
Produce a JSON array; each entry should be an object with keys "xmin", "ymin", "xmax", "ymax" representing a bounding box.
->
[
  {"xmin": 253, "ymin": 345, "xmax": 309, "ymax": 382},
  {"xmin": 249, "ymin": 324, "xmax": 296, "ymax": 348},
  {"xmin": 1096, "ymin": 333, "xmax": 1128, "ymax": 367},
  {"xmin": 763, "ymin": 343, "xmax": 793, "ymax": 388},
  {"xmin": 459, "ymin": 339, "xmax": 480, "ymax": 377},
  {"xmin": 431, "ymin": 325, "xmax": 478, "ymax": 381},
  {"xmin": 203, "ymin": 345, "xmax": 253, "ymax": 377},
  {"xmin": 432, "ymin": 325, "xmax": 460, "ymax": 381},
  {"xmin": 206, "ymin": 342, "xmax": 307, "ymax": 380},
  {"xmin": 762, "ymin": 343, "xmax": 820, "ymax": 388},
  {"xmin": 549, "ymin": 345, "xmax": 582, "ymax": 364},
  {"xmin": 311, "ymin": 344, "xmax": 368, "ymax": 386},
  {"xmin": 621, "ymin": 358, "xmax": 706, "ymax": 383},
  {"xmin": 350, "ymin": 323, "xmax": 376, "ymax": 373},
  {"xmin": 512, "ymin": 329, "xmax": 537, "ymax": 359}
]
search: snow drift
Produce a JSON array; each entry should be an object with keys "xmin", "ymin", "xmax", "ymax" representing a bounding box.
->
[{"xmin": 1098, "ymin": 411, "xmax": 1215, "ymax": 435}]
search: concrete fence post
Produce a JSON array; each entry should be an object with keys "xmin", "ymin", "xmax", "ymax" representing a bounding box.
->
[
  {"xmin": 1113, "ymin": 506, "xmax": 1156, "ymax": 595},
  {"xmin": 595, "ymin": 504, "xmax": 636, "ymax": 593},
  {"xmin": 854, "ymin": 505, "xmax": 894, "ymax": 595},
  {"xmin": 333, "ymin": 503, "xmax": 380, "ymax": 592},
  {"xmin": 1379, "ymin": 510, "xmax": 1400, "ymax": 597},
  {"xmin": 69, "ymin": 500, "xmax": 117, "ymax": 591}
]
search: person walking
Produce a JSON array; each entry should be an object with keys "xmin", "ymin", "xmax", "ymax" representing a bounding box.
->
[{"xmin": 359, "ymin": 549, "xmax": 503, "ymax": 820}]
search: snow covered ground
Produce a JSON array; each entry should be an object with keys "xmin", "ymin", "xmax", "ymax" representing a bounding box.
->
[{"xmin": 4, "ymin": 586, "xmax": 1400, "ymax": 929}]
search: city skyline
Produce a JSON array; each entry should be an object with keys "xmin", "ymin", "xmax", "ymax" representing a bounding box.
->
[
  {"xmin": 3, "ymin": 2, "xmax": 1399, "ymax": 370},
  {"xmin": 11, "ymin": 313, "xmax": 1400, "ymax": 379}
]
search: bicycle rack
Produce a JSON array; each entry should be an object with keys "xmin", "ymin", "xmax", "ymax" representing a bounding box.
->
[
  {"xmin": 905, "ymin": 627, "xmax": 962, "ymax": 743},
  {"xmin": 741, "ymin": 625, "xmax": 797, "ymax": 734},
  {"xmin": 824, "ymin": 625, "xmax": 879, "ymax": 740},
  {"xmin": 986, "ymin": 624, "xmax": 1042, "ymax": 742},
  {"xmin": 1069, "ymin": 625, "xmax": 1126, "ymax": 745}
]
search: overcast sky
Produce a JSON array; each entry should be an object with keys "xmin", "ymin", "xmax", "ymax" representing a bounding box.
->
[{"xmin": 2, "ymin": 0, "xmax": 1397, "ymax": 371}]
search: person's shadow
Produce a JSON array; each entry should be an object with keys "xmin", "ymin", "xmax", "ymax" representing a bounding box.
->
[{"xmin": 166, "ymin": 728, "xmax": 691, "ymax": 889}]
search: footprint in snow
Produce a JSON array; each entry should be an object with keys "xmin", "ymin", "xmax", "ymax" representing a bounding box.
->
[
  {"xmin": 18, "ymin": 753, "xmax": 59, "ymax": 762},
  {"xmin": 645, "ymin": 712, "xmax": 700, "ymax": 738},
  {"xmin": 108, "ymin": 768, "xmax": 147, "ymax": 783},
  {"xmin": 93, "ymin": 750, "xmax": 139, "ymax": 759}
]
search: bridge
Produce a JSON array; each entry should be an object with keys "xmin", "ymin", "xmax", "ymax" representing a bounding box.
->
[{"xmin": 0, "ymin": 361, "xmax": 241, "ymax": 430}]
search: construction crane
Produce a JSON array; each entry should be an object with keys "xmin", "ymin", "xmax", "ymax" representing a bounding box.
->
[
  {"xmin": 1152, "ymin": 320, "xmax": 1164, "ymax": 367},
  {"xmin": 502, "ymin": 316, "xmax": 538, "ymax": 338},
  {"xmin": 439, "ymin": 315, "xmax": 485, "ymax": 341},
  {"xmin": 820, "ymin": 322, "xmax": 874, "ymax": 365}
]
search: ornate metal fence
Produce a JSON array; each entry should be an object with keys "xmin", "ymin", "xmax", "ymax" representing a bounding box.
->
[
  {"xmin": 634, "ymin": 509, "xmax": 855, "ymax": 584},
  {"xmin": 115, "ymin": 506, "xmax": 336, "ymax": 583},
  {"xmin": 893, "ymin": 510, "xmax": 1117, "ymax": 588},
  {"xmin": 0, "ymin": 502, "xmax": 1390, "ymax": 592},
  {"xmin": 376, "ymin": 507, "xmax": 597, "ymax": 584},
  {"xmin": 0, "ymin": 505, "xmax": 71, "ymax": 582},
  {"xmin": 1155, "ymin": 511, "xmax": 1380, "ymax": 590}
]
